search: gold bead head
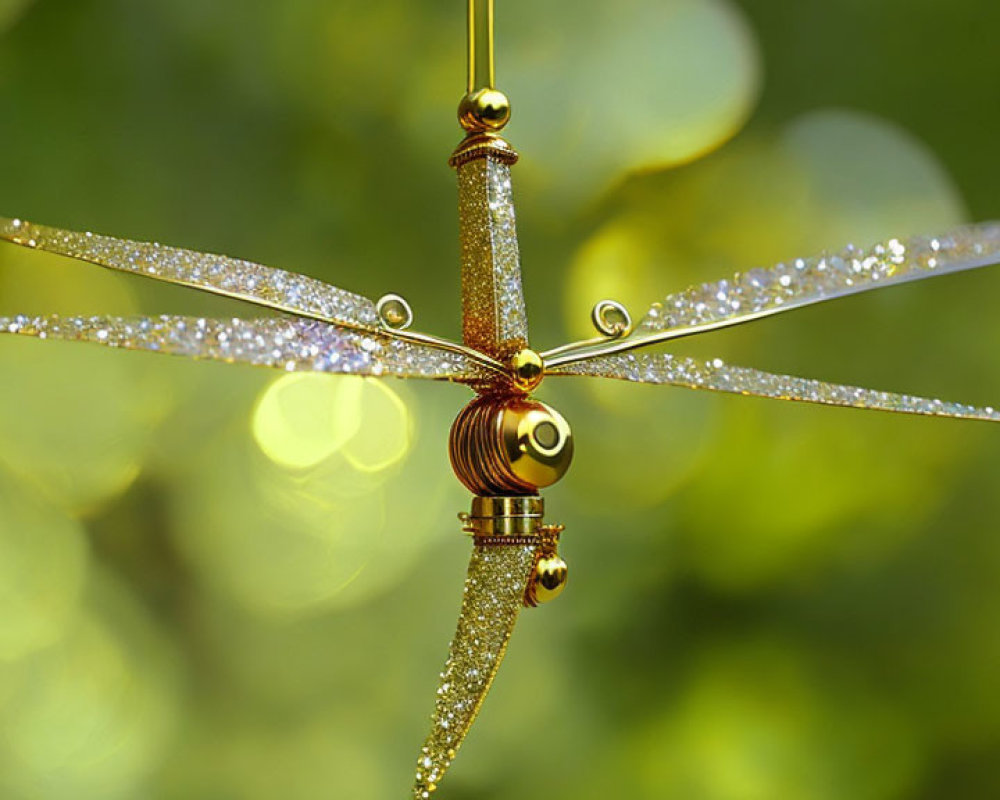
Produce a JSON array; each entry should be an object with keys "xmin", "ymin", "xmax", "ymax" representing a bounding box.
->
[
  {"xmin": 510, "ymin": 348, "xmax": 544, "ymax": 393},
  {"xmin": 458, "ymin": 88, "xmax": 512, "ymax": 133}
]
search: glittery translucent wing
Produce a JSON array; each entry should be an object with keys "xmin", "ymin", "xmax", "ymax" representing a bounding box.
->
[
  {"xmin": 549, "ymin": 352, "xmax": 1000, "ymax": 422},
  {"xmin": 0, "ymin": 314, "xmax": 484, "ymax": 382},
  {"xmin": 629, "ymin": 223, "xmax": 1000, "ymax": 347},
  {"xmin": 413, "ymin": 542, "xmax": 537, "ymax": 798},
  {"xmin": 0, "ymin": 217, "xmax": 380, "ymax": 331}
]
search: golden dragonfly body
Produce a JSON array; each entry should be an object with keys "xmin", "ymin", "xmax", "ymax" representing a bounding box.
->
[{"xmin": 3, "ymin": 3, "xmax": 1000, "ymax": 797}]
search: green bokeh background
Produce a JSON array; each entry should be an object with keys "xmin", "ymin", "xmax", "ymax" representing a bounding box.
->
[{"xmin": 1, "ymin": 1, "xmax": 999, "ymax": 798}]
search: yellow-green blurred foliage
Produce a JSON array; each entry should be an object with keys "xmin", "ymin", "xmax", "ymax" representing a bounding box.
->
[{"xmin": 1, "ymin": 1, "xmax": 999, "ymax": 798}]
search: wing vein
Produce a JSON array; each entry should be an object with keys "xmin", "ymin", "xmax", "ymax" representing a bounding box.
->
[
  {"xmin": 0, "ymin": 313, "xmax": 485, "ymax": 382},
  {"xmin": 550, "ymin": 352, "xmax": 1000, "ymax": 422},
  {"xmin": 0, "ymin": 217, "xmax": 379, "ymax": 331}
]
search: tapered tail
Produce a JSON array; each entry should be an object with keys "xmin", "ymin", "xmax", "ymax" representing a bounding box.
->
[
  {"xmin": 412, "ymin": 496, "xmax": 567, "ymax": 797},
  {"xmin": 412, "ymin": 539, "xmax": 536, "ymax": 797}
]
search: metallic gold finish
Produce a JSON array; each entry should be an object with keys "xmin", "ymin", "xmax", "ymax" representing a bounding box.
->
[
  {"xmin": 471, "ymin": 534, "xmax": 540, "ymax": 547},
  {"xmin": 413, "ymin": 525, "xmax": 536, "ymax": 798},
  {"xmin": 4, "ymin": 4, "xmax": 1000, "ymax": 798},
  {"xmin": 547, "ymin": 225, "xmax": 1000, "ymax": 370},
  {"xmin": 539, "ymin": 299, "xmax": 633, "ymax": 361},
  {"xmin": 462, "ymin": 0, "xmax": 508, "ymax": 133},
  {"xmin": 458, "ymin": 88, "xmax": 512, "ymax": 133},
  {"xmin": 592, "ymin": 299, "xmax": 633, "ymax": 336},
  {"xmin": 452, "ymin": 144, "xmax": 529, "ymax": 361},
  {"xmin": 9, "ymin": 9, "xmax": 1000, "ymax": 797},
  {"xmin": 531, "ymin": 554, "xmax": 569, "ymax": 604},
  {"xmin": 0, "ymin": 218, "xmax": 509, "ymax": 380},
  {"xmin": 465, "ymin": 495, "xmax": 544, "ymax": 536},
  {"xmin": 522, "ymin": 523, "xmax": 566, "ymax": 607},
  {"xmin": 376, "ymin": 293, "xmax": 413, "ymax": 330},
  {"xmin": 459, "ymin": 499, "xmax": 568, "ymax": 607},
  {"xmin": 414, "ymin": 498, "xmax": 565, "ymax": 797},
  {"xmin": 382, "ymin": 321, "xmax": 509, "ymax": 378},
  {"xmin": 544, "ymin": 307, "xmax": 791, "ymax": 369},
  {"xmin": 449, "ymin": 396, "xmax": 574, "ymax": 496},
  {"xmin": 448, "ymin": 133, "xmax": 519, "ymax": 169},
  {"xmin": 503, "ymin": 402, "xmax": 573, "ymax": 488},
  {"xmin": 510, "ymin": 348, "xmax": 544, "ymax": 392},
  {"xmin": 465, "ymin": 0, "xmax": 497, "ymax": 94},
  {"xmin": 548, "ymin": 350, "xmax": 1000, "ymax": 422}
]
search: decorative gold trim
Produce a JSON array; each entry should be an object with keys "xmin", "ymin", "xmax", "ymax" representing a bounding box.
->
[
  {"xmin": 449, "ymin": 133, "xmax": 519, "ymax": 169},
  {"xmin": 385, "ymin": 325, "xmax": 508, "ymax": 377},
  {"xmin": 376, "ymin": 293, "xmax": 414, "ymax": 330},
  {"xmin": 543, "ymin": 310, "xmax": 776, "ymax": 369},
  {"xmin": 468, "ymin": 495, "xmax": 544, "ymax": 537},
  {"xmin": 523, "ymin": 524, "xmax": 566, "ymax": 607},
  {"xmin": 460, "ymin": 0, "xmax": 511, "ymax": 133},
  {"xmin": 473, "ymin": 534, "xmax": 541, "ymax": 547},
  {"xmin": 540, "ymin": 299, "xmax": 633, "ymax": 361}
]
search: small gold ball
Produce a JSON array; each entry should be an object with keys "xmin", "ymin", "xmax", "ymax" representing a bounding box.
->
[
  {"xmin": 382, "ymin": 301, "xmax": 407, "ymax": 327},
  {"xmin": 510, "ymin": 349, "xmax": 544, "ymax": 392},
  {"xmin": 533, "ymin": 555, "xmax": 568, "ymax": 604},
  {"xmin": 458, "ymin": 88, "xmax": 512, "ymax": 132},
  {"xmin": 376, "ymin": 293, "xmax": 413, "ymax": 330}
]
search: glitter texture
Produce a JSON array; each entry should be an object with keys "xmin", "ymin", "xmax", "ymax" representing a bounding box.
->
[
  {"xmin": 413, "ymin": 542, "xmax": 537, "ymax": 798},
  {"xmin": 6, "ymin": 134, "xmax": 1000, "ymax": 800},
  {"xmin": 0, "ymin": 314, "xmax": 482, "ymax": 381},
  {"xmin": 639, "ymin": 223, "xmax": 1000, "ymax": 335},
  {"xmin": 456, "ymin": 157, "xmax": 529, "ymax": 357},
  {"xmin": 551, "ymin": 352, "xmax": 1000, "ymax": 422},
  {"xmin": 0, "ymin": 217, "xmax": 379, "ymax": 331}
]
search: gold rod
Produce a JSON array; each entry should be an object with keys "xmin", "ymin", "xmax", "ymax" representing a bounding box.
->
[
  {"xmin": 389, "ymin": 326, "xmax": 509, "ymax": 377},
  {"xmin": 487, "ymin": 0, "xmax": 495, "ymax": 88},
  {"xmin": 466, "ymin": 0, "xmax": 496, "ymax": 94},
  {"xmin": 467, "ymin": 0, "xmax": 476, "ymax": 95},
  {"xmin": 540, "ymin": 334, "xmax": 623, "ymax": 361},
  {"xmin": 543, "ymin": 309, "xmax": 790, "ymax": 370}
]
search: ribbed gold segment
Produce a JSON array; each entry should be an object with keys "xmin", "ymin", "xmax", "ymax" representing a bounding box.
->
[
  {"xmin": 453, "ymin": 138, "xmax": 529, "ymax": 359},
  {"xmin": 448, "ymin": 395, "xmax": 575, "ymax": 496}
]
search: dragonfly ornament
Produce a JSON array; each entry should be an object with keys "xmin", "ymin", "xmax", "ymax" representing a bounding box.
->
[{"xmin": 3, "ymin": 3, "xmax": 1000, "ymax": 798}]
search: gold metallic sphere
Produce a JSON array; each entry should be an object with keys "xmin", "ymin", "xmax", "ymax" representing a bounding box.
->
[
  {"xmin": 458, "ymin": 88, "xmax": 512, "ymax": 133},
  {"xmin": 510, "ymin": 349, "xmax": 544, "ymax": 392},
  {"xmin": 383, "ymin": 305, "xmax": 406, "ymax": 326},
  {"xmin": 376, "ymin": 293, "xmax": 413, "ymax": 330},
  {"xmin": 449, "ymin": 396, "xmax": 573, "ymax": 495},
  {"xmin": 532, "ymin": 555, "xmax": 568, "ymax": 604}
]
